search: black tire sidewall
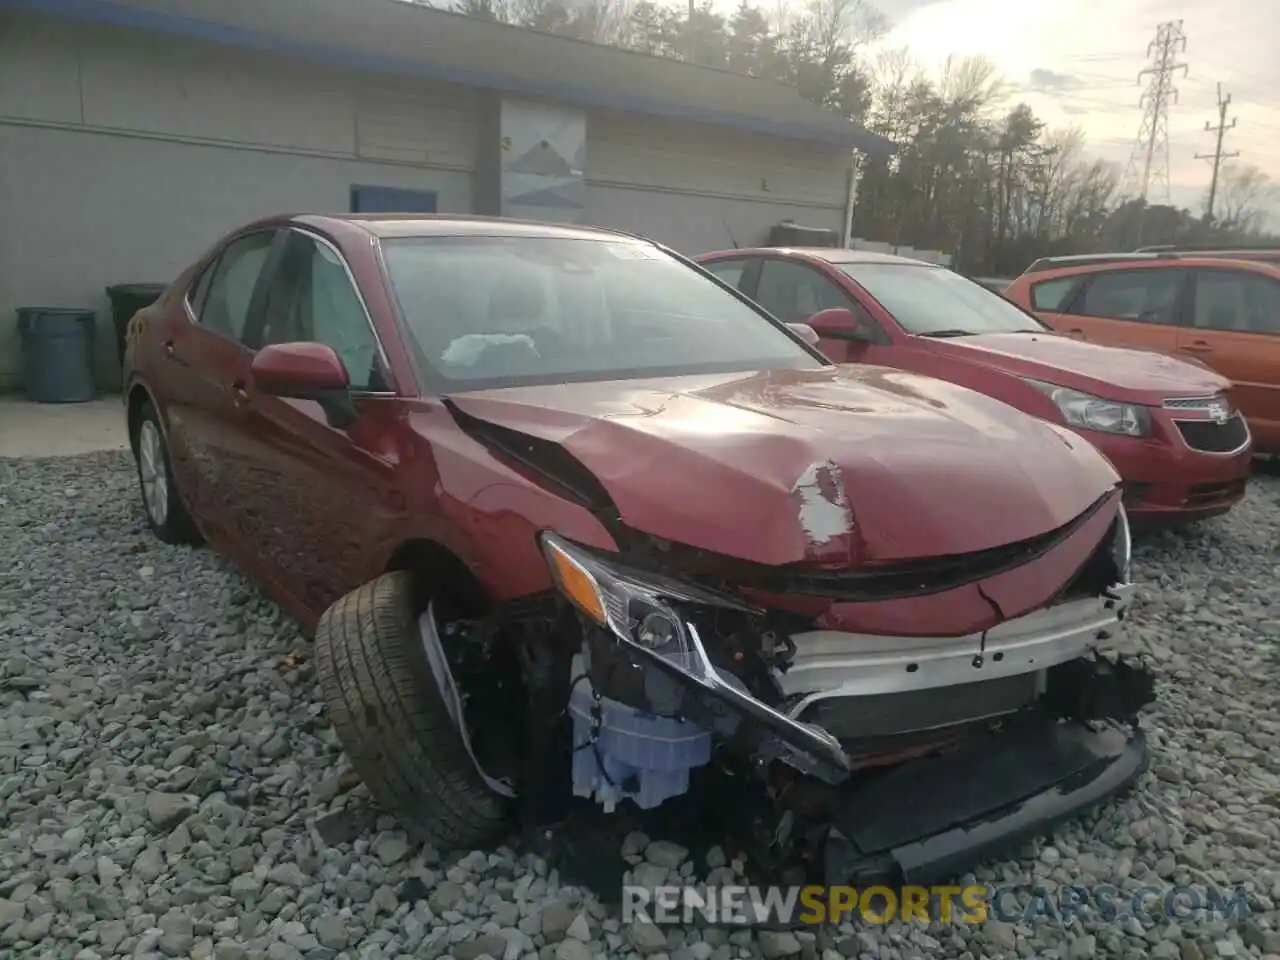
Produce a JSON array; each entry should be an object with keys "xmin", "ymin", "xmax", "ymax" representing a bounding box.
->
[{"xmin": 315, "ymin": 570, "xmax": 512, "ymax": 848}]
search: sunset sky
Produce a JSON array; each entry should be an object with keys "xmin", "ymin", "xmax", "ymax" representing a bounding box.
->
[{"xmin": 867, "ymin": 0, "xmax": 1278, "ymax": 219}]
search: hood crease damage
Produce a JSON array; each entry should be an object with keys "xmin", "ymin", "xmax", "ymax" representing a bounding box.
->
[{"xmin": 433, "ymin": 378, "xmax": 1154, "ymax": 897}]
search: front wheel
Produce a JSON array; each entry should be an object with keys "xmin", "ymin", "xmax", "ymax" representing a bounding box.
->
[{"xmin": 314, "ymin": 571, "xmax": 514, "ymax": 848}]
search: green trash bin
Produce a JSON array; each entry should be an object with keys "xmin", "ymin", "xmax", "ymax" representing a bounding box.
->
[
  {"xmin": 16, "ymin": 307, "xmax": 98, "ymax": 403},
  {"xmin": 106, "ymin": 283, "xmax": 166, "ymax": 368}
]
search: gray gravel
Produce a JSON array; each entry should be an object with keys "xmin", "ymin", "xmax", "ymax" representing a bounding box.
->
[{"xmin": 3, "ymin": 449, "xmax": 1280, "ymax": 960}]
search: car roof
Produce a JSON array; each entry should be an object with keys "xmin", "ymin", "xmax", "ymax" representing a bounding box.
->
[
  {"xmin": 281, "ymin": 213, "xmax": 645, "ymax": 243},
  {"xmin": 1019, "ymin": 251, "xmax": 1280, "ymax": 278},
  {"xmin": 701, "ymin": 246, "xmax": 942, "ymax": 267}
]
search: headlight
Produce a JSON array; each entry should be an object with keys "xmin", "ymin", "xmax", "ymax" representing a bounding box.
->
[
  {"xmin": 540, "ymin": 532, "xmax": 853, "ymax": 779},
  {"xmin": 539, "ymin": 532, "xmax": 755, "ymax": 673},
  {"xmin": 1025, "ymin": 379, "xmax": 1150, "ymax": 437}
]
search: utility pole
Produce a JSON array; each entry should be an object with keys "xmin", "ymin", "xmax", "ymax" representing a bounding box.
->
[
  {"xmin": 1195, "ymin": 82, "xmax": 1239, "ymax": 224},
  {"xmin": 1120, "ymin": 20, "xmax": 1188, "ymax": 246}
]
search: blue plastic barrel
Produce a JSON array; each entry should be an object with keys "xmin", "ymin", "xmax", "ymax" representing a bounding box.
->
[{"xmin": 16, "ymin": 308, "xmax": 98, "ymax": 403}]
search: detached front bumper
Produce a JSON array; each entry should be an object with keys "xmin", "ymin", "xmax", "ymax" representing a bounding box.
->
[{"xmin": 823, "ymin": 719, "xmax": 1149, "ymax": 886}]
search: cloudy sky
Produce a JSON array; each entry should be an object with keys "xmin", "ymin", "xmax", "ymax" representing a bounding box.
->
[{"xmin": 866, "ymin": 0, "xmax": 1279, "ymax": 219}]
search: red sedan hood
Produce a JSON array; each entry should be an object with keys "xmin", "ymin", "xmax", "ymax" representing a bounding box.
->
[
  {"xmin": 445, "ymin": 366, "xmax": 1120, "ymax": 568},
  {"xmin": 929, "ymin": 332, "xmax": 1229, "ymax": 403}
]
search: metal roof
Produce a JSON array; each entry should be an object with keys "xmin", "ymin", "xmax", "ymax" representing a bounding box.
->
[{"xmin": 5, "ymin": 0, "xmax": 896, "ymax": 154}]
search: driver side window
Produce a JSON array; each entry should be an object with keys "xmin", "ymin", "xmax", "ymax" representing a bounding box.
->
[
  {"xmin": 755, "ymin": 259, "xmax": 850, "ymax": 324},
  {"xmin": 257, "ymin": 232, "xmax": 385, "ymax": 391}
]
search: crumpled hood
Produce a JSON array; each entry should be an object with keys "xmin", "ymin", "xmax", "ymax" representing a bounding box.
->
[
  {"xmin": 445, "ymin": 365, "xmax": 1120, "ymax": 567},
  {"xmin": 928, "ymin": 332, "xmax": 1230, "ymax": 403}
]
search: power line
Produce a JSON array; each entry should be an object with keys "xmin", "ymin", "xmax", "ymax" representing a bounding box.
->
[
  {"xmin": 1119, "ymin": 20, "xmax": 1189, "ymax": 244},
  {"xmin": 1194, "ymin": 82, "xmax": 1239, "ymax": 222}
]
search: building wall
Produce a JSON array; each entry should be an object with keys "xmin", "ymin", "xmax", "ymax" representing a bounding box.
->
[
  {"xmin": 0, "ymin": 13, "xmax": 478, "ymax": 392},
  {"xmin": 585, "ymin": 109, "xmax": 850, "ymax": 254},
  {"xmin": 0, "ymin": 12, "xmax": 854, "ymax": 393}
]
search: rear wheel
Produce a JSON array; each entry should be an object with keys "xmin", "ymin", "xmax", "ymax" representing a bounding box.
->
[
  {"xmin": 132, "ymin": 401, "xmax": 202, "ymax": 545},
  {"xmin": 314, "ymin": 570, "xmax": 514, "ymax": 848}
]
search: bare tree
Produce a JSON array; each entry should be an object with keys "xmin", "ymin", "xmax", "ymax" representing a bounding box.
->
[{"xmin": 1214, "ymin": 163, "xmax": 1279, "ymax": 235}]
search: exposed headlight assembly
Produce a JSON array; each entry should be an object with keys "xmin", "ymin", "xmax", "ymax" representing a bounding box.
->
[
  {"xmin": 1025, "ymin": 379, "xmax": 1151, "ymax": 438},
  {"xmin": 538, "ymin": 532, "xmax": 851, "ymax": 781}
]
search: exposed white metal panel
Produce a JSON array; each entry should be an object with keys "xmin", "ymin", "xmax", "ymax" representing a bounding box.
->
[
  {"xmin": 0, "ymin": 12, "xmax": 480, "ymax": 169},
  {"xmin": 587, "ymin": 109, "xmax": 849, "ymax": 209}
]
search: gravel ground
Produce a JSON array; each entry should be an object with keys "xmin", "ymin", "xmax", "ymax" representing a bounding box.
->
[{"xmin": 3, "ymin": 449, "xmax": 1280, "ymax": 960}]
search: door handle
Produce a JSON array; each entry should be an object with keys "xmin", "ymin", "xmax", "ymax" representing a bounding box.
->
[
  {"xmin": 1067, "ymin": 328, "xmax": 1084, "ymax": 337},
  {"xmin": 1182, "ymin": 341, "xmax": 1213, "ymax": 353}
]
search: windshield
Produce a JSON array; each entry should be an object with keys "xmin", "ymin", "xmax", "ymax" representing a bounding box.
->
[
  {"xmin": 835, "ymin": 263, "xmax": 1048, "ymax": 337},
  {"xmin": 380, "ymin": 235, "xmax": 822, "ymax": 389}
]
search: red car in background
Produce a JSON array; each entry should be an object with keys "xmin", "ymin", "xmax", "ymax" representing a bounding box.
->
[{"xmin": 696, "ymin": 247, "xmax": 1252, "ymax": 523}]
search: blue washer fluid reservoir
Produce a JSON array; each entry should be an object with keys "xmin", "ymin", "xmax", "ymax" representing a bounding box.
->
[{"xmin": 568, "ymin": 662, "xmax": 713, "ymax": 813}]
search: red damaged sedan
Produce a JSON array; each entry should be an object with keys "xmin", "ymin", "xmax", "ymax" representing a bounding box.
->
[
  {"xmin": 696, "ymin": 247, "xmax": 1252, "ymax": 523},
  {"xmin": 122, "ymin": 214, "xmax": 1154, "ymax": 886}
]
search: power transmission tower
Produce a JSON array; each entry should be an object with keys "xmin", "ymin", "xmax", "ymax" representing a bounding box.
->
[
  {"xmin": 1195, "ymin": 83, "xmax": 1239, "ymax": 224},
  {"xmin": 1119, "ymin": 20, "xmax": 1188, "ymax": 245}
]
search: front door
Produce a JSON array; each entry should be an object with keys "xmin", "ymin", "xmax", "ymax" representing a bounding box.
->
[
  {"xmin": 1038, "ymin": 267, "xmax": 1186, "ymax": 356},
  {"xmin": 1178, "ymin": 266, "xmax": 1280, "ymax": 449},
  {"xmin": 233, "ymin": 227, "xmax": 403, "ymax": 617},
  {"xmin": 745, "ymin": 257, "xmax": 893, "ymax": 365}
]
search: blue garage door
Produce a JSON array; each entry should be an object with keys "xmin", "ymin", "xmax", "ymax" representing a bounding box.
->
[{"xmin": 350, "ymin": 186, "xmax": 438, "ymax": 213}]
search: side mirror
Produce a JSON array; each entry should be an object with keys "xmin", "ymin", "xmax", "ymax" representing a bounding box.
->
[
  {"xmin": 805, "ymin": 307, "xmax": 876, "ymax": 344},
  {"xmin": 786, "ymin": 322, "xmax": 820, "ymax": 346},
  {"xmin": 250, "ymin": 342, "xmax": 358, "ymax": 429}
]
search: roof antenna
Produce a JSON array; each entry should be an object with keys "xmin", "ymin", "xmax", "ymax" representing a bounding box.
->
[{"xmin": 723, "ymin": 219, "xmax": 740, "ymax": 249}]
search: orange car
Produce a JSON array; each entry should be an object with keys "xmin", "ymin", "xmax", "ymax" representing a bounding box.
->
[
  {"xmin": 1135, "ymin": 244, "xmax": 1280, "ymax": 266},
  {"xmin": 1004, "ymin": 253, "xmax": 1280, "ymax": 453}
]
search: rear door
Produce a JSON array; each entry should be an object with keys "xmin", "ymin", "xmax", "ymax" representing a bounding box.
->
[
  {"xmin": 231, "ymin": 227, "xmax": 402, "ymax": 615},
  {"xmin": 1179, "ymin": 266, "xmax": 1280, "ymax": 448},
  {"xmin": 156, "ymin": 228, "xmax": 282, "ymax": 539},
  {"xmin": 1035, "ymin": 267, "xmax": 1187, "ymax": 355}
]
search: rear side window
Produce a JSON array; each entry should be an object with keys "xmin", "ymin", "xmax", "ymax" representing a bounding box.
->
[
  {"xmin": 199, "ymin": 231, "xmax": 276, "ymax": 341},
  {"xmin": 1074, "ymin": 269, "xmax": 1185, "ymax": 325},
  {"xmin": 1030, "ymin": 277, "xmax": 1077, "ymax": 311},
  {"xmin": 186, "ymin": 262, "xmax": 217, "ymax": 319}
]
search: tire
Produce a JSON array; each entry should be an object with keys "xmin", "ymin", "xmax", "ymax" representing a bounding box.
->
[
  {"xmin": 315, "ymin": 570, "xmax": 512, "ymax": 848},
  {"xmin": 132, "ymin": 400, "xmax": 203, "ymax": 545}
]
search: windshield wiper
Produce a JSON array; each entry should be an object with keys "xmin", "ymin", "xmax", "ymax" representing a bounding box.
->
[{"xmin": 917, "ymin": 329, "xmax": 974, "ymax": 338}]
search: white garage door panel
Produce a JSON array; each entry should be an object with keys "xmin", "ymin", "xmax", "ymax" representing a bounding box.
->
[
  {"xmin": 0, "ymin": 124, "xmax": 472, "ymax": 392},
  {"xmin": 588, "ymin": 110, "xmax": 849, "ymax": 208},
  {"xmin": 587, "ymin": 185, "xmax": 843, "ymax": 255},
  {"xmin": 0, "ymin": 13, "xmax": 479, "ymax": 169}
]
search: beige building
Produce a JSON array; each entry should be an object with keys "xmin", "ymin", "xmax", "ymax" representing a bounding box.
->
[{"xmin": 0, "ymin": 0, "xmax": 891, "ymax": 391}]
